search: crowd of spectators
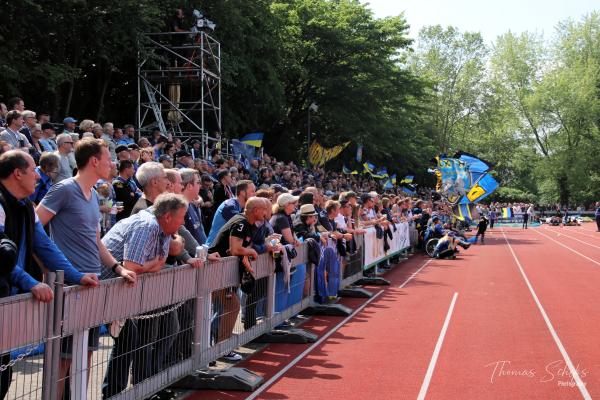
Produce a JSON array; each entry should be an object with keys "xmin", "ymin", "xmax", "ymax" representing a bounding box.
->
[{"xmin": 0, "ymin": 97, "xmax": 440, "ymax": 400}]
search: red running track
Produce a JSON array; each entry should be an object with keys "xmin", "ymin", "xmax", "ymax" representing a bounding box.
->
[{"xmin": 186, "ymin": 224, "xmax": 600, "ymax": 400}]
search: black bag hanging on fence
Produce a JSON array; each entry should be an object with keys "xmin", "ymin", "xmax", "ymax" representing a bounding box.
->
[{"xmin": 239, "ymin": 256, "xmax": 256, "ymax": 294}]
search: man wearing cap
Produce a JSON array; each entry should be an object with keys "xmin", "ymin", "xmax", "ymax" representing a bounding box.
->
[
  {"xmin": 189, "ymin": 140, "xmax": 202, "ymax": 160},
  {"xmin": 39, "ymin": 123, "xmax": 58, "ymax": 151},
  {"xmin": 62, "ymin": 117, "xmax": 77, "ymax": 135},
  {"xmin": 127, "ymin": 144, "xmax": 140, "ymax": 170},
  {"xmin": 113, "ymin": 160, "xmax": 140, "ymax": 221},
  {"xmin": 159, "ymin": 154, "xmax": 173, "ymax": 169},
  {"xmin": 115, "ymin": 145, "xmax": 130, "ymax": 162},
  {"xmin": 293, "ymin": 203, "xmax": 327, "ymax": 245},
  {"xmin": 206, "ymin": 179, "xmax": 255, "ymax": 245},
  {"xmin": 175, "ymin": 150, "xmax": 193, "ymax": 169},
  {"xmin": 424, "ymin": 216, "xmax": 444, "ymax": 242},
  {"xmin": 212, "ymin": 169, "xmax": 234, "ymax": 213}
]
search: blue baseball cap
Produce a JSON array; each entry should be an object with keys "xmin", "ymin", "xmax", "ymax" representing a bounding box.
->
[{"xmin": 63, "ymin": 117, "xmax": 77, "ymax": 124}]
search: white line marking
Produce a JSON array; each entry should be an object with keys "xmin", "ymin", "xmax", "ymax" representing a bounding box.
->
[
  {"xmin": 244, "ymin": 290, "xmax": 384, "ymax": 400},
  {"xmin": 542, "ymin": 226, "xmax": 600, "ymax": 250},
  {"xmin": 533, "ymin": 229, "xmax": 600, "ymax": 267},
  {"xmin": 417, "ymin": 292, "xmax": 459, "ymax": 400},
  {"xmin": 501, "ymin": 229, "xmax": 591, "ymax": 399},
  {"xmin": 399, "ymin": 259, "xmax": 433, "ymax": 288},
  {"xmin": 557, "ymin": 226, "xmax": 600, "ymax": 241},
  {"xmin": 245, "ymin": 258, "xmax": 434, "ymax": 399}
]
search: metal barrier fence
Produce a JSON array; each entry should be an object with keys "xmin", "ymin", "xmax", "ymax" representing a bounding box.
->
[{"xmin": 0, "ymin": 224, "xmax": 411, "ymax": 400}]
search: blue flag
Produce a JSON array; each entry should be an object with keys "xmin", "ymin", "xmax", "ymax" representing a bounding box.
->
[
  {"xmin": 231, "ymin": 139, "xmax": 256, "ymax": 169},
  {"xmin": 240, "ymin": 132, "xmax": 264, "ymax": 147}
]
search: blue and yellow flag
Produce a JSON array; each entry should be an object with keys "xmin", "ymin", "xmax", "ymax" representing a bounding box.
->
[
  {"xmin": 400, "ymin": 175, "xmax": 414, "ymax": 184},
  {"xmin": 453, "ymin": 203, "xmax": 479, "ymax": 222},
  {"xmin": 342, "ymin": 165, "xmax": 358, "ymax": 175},
  {"xmin": 240, "ymin": 132, "xmax": 264, "ymax": 148},
  {"xmin": 363, "ymin": 162, "xmax": 375, "ymax": 174},
  {"xmin": 502, "ymin": 208, "xmax": 512, "ymax": 218},
  {"xmin": 391, "ymin": 174, "xmax": 397, "ymax": 185},
  {"xmin": 383, "ymin": 179, "xmax": 394, "ymax": 190},
  {"xmin": 372, "ymin": 167, "xmax": 388, "ymax": 179},
  {"xmin": 462, "ymin": 173, "xmax": 499, "ymax": 204}
]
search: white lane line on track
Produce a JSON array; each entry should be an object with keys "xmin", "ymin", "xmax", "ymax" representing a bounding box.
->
[
  {"xmin": 560, "ymin": 226, "xmax": 600, "ymax": 241},
  {"xmin": 533, "ymin": 229, "xmax": 600, "ymax": 267},
  {"xmin": 245, "ymin": 258, "xmax": 435, "ymax": 400},
  {"xmin": 399, "ymin": 259, "xmax": 433, "ymax": 288},
  {"xmin": 501, "ymin": 229, "xmax": 592, "ymax": 400},
  {"xmin": 244, "ymin": 290, "xmax": 384, "ymax": 400},
  {"xmin": 542, "ymin": 226, "xmax": 600, "ymax": 251},
  {"xmin": 417, "ymin": 292, "xmax": 459, "ymax": 400}
]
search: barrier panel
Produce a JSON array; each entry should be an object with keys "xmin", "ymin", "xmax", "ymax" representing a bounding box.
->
[
  {"xmin": 340, "ymin": 234, "xmax": 365, "ymax": 288},
  {"xmin": 1, "ymin": 226, "xmax": 415, "ymax": 399},
  {"xmin": 0, "ymin": 274, "xmax": 54, "ymax": 400},
  {"xmin": 363, "ymin": 222, "xmax": 411, "ymax": 269}
]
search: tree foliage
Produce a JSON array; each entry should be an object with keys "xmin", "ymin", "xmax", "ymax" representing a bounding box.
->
[{"xmin": 2, "ymin": 2, "xmax": 599, "ymax": 205}]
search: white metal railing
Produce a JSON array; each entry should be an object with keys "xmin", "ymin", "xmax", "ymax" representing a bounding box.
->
[{"xmin": 0, "ymin": 224, "xmax": 410, "ymax": 399}]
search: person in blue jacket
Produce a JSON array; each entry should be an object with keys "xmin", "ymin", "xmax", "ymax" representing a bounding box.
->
[{"xmin": 0, "ymin": 150, "xmax": 99, "ymax": 399}]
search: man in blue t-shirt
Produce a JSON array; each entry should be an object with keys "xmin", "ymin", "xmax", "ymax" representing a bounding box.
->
[
  {"xmin": 36, "ymin": 138, "xmax": 136, "ymax": 399},
  {"xmin": 206, "ymin": 179, "xmax": 255, "ymax": 245}
]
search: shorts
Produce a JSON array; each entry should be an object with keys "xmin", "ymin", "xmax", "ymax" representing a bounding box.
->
[{"xmin": 60, "ymin": 326, "xmax": 101, "ymax": 358}]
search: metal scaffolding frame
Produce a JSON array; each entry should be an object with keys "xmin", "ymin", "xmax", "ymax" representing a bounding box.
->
[{"xmin": 137, "ymin": 30, "xmax": 221, "ymax": 158}]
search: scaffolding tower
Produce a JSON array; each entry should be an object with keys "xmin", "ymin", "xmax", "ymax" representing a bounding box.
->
[{"xmin": 137, "ymin": 30, "xmax": 221, "ymax": 158}]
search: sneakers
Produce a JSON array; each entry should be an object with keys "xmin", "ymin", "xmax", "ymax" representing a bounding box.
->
[{"xmin": 222, "ymin": 351, "xmax": 242, "ymax": 362}]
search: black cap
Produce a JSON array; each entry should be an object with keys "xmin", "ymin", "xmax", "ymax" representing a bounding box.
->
[
  {"xmin": 115, "ymin": 145, "xmax": 129, "ymax": 154},
  {"xmin": 127, "ymin": 143, "xmax": 139, "ymax": 150},
  {"xmin": 175, "ymin": 150, "xmax": 191, "ymax": 158},
  {"xmin": 41, "ymin": 122, "xmax": 55, "ymax": 131},
  {"xmin": 159, "ymin": 154, "xmax": 172, "ymax": 162}
]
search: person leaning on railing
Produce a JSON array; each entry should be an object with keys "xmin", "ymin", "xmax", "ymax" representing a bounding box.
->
[
  {"xmin": 35, "ymin": 138, "xmax": 136, "ymax": 399},
  {"xmin": 0, "ymin": 150, "xmax": 100, "ymax": 400},
  {"xmin": 207, "ymin": 197, "xmax": 273, "ymax": 361},
  {"xmin": 99, "ymin": 193, "xmax": 189, "ymax": 397}
]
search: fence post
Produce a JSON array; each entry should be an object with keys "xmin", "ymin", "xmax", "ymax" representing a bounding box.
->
[
  {"xmin": 48, "ymin": 271, "xmax": 64, "ymax": 400},
  {"xmin": 266, "ymin": 262, "xmax": 276, "ymax": 324},
  {"xmin": 70, "ymin": 328, "xmax": 89, "ymax": 399},
  {"xmin": 41, "ymin": 272, "xmax": 56, "ymax": 400},
  {"xmin": 192, "ymin": 266, "xmax": 205, "ymax": 367},
  {"xmin": 193, "ymin": 263, "xmax": 211, "ymax": 367}
]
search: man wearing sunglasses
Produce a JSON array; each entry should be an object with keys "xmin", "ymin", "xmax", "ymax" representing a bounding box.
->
[{"xmin": 54, "ymin": 133, "xmax": 75, "ymax": 182}]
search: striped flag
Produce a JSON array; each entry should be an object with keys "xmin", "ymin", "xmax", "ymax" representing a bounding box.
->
[{"xmin": 240, "ymin": 132, "xmax": 264, "ymax": 148}]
